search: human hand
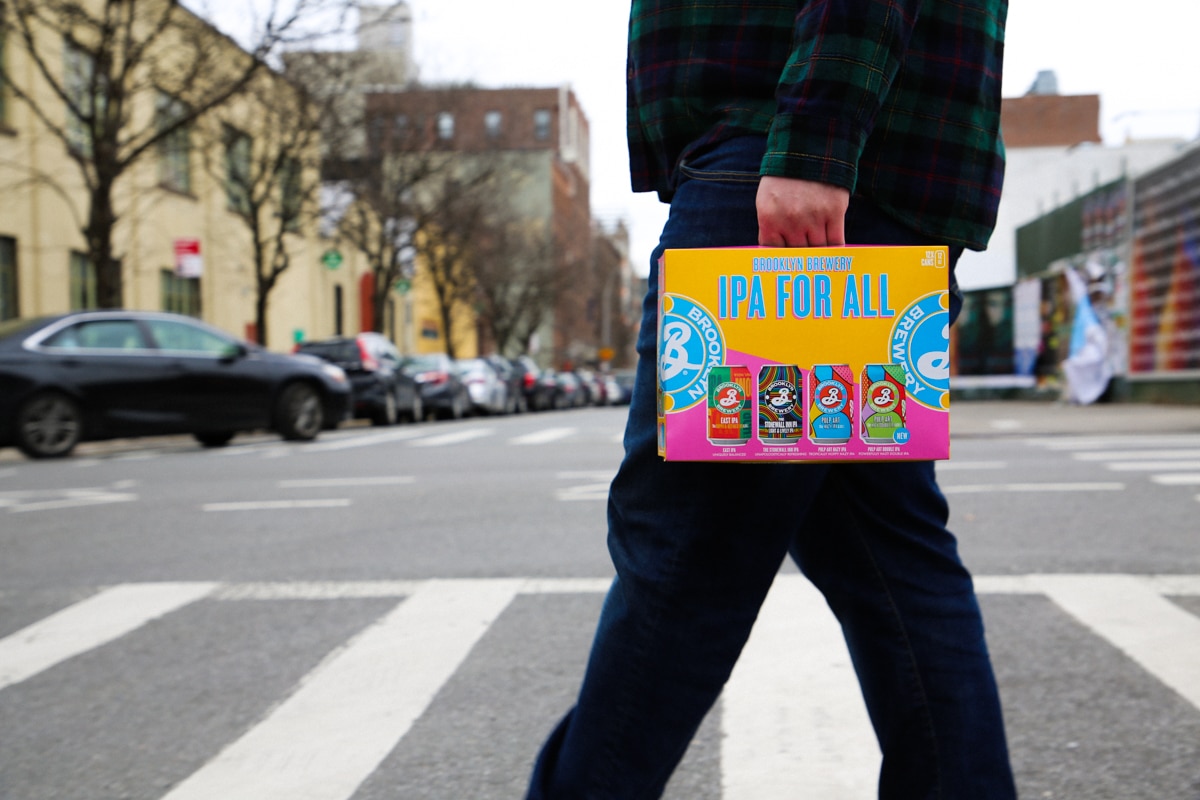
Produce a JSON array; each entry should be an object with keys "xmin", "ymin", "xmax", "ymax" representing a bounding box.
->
[{"xmin": 756, "ymin": 176, "xmax": 850, "ymax": 247}]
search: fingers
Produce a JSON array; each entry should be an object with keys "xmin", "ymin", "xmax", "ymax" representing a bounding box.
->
[{"xmin": 756, "ymin": 176, "xmax": 850, "ymax": 247}]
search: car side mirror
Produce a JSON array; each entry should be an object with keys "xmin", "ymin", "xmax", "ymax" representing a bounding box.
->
[{"xmin": 220, "ymin": 343, "xmax": 248, "ymax": 362}]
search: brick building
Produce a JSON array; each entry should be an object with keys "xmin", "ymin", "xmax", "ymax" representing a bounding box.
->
[{"xmin": 365, "ymin": 85, "xmax": 608, "ymax": 367}]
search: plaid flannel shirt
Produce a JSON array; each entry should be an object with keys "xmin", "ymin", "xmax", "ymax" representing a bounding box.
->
[{"xmin": 627, "ymin": 0, "xmax": 1008, "ymax": 250}]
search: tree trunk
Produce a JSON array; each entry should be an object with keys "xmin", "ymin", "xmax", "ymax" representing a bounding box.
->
[{"xmin": 88, "ymin": 182, "xmax": 122, "ymax": 309}]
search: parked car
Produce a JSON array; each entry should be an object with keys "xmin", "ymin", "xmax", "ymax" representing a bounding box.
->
[
  {"xmin": 0, "ymin": 311, "xmax": 350, "ymax": 458},
  {"xmin": 484, "ymin": 355, "xmax": 527, "ymax": 414},
  {"xmin": 612, "ymin": 369, "xmax": 636, "ymax": 405},
  {"xmin": 574, "ymin": 368, "xmax": 604, "ymax": 406},
  {"xmin": 399, "ymin": 352, "xmax": 471, "ymax": 420},
  {"xmin": 295, "ymin": 333, "xmax": 422, "ymax": 426},
  {"xmin": 511, "ymin": 355, "xmax": 554, "ymax": 411},
  {"xmin": 536, "ymin": 369, "xmax": 586, "ymax": 410},
  {"xmin": 455, "ymin": 357, "xmax": 509, "ymax": 416}
]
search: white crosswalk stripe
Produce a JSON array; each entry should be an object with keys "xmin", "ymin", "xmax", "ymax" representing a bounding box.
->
[{"xmin": 2, "ymin": 575, "xmax": 1199, "ymax": 799}]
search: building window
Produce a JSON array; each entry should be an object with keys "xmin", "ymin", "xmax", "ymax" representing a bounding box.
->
[
  {"xmin": 161, "ymin": 269, "xmax": 201, "ymax": 317},
  {"xmin": 0, "ymin": 236, "xmax": 17, "ymax": 321},
  {"xmin": 436, "ymin": 111, "xmax": 455, "ymax": 141},
  {"xmin": 69, "ymin": 251, "xmax": 98, "ymax": 310},
  {"xmin": 279, "ymin": 156, "xmax": 303, "ymax": 230},
  {"xmin": 533, "ymin": 109, "xmax": 552, "ymax": 141},
  {"xmin": 484, "ymin": 110, "xmax": 503, "ymax": 140},
  {"xmin": 223, "ymin": 124, "xmax": 252, "ymax": 215},
  {"xmin": 0, "ymin": 32, "xmax": 9, "ymax": 129},
  {"xmin": 156, "ymin": 92, "xmax": 192, "ymax": 193},
  {"xmin": 63, "ymin": 39, "xmax": 104, "ymax": 157}
]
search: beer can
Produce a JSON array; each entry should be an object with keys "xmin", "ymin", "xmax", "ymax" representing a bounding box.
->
[
  {"xmin": 808, "ymin": 364, "xmax": 855, "ymax": 445},
  {"xmin": 757, "ymin": 365, "xmax": 805, "ymax": 445},
  {"xmin": 707, "ymin": 365, "xmax": 752, "ymax": 445},
  {"xmin": 860, "ymin": 364, "xmax": 907, "ymax": 444}
]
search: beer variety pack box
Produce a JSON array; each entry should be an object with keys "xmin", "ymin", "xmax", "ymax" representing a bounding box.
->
[{"xmin": 656, "ymin": 246, "xmax": 951, "ymax": 462}]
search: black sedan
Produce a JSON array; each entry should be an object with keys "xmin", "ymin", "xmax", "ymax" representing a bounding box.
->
[
  {"xmin": 0, "ymin": 311, "xmax": 351, "ymax": 458},
  {"xmin": 295, "ymin": 333, "xmax": 423, "ymax": 426}
]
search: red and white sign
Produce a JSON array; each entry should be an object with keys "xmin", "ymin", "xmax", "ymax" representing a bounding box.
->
[{"xmin": 174, "ymin": 238, "xmax": 203, "ymax": 278}]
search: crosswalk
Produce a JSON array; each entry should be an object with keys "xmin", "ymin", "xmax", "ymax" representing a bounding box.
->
[
  {"xmin": 3, "ymin": 574, "xmax": 1199, "ymax": 799},
  {"xmin": 1027, "ymin": 433, "xmax": 1200, "ymax": 502}
]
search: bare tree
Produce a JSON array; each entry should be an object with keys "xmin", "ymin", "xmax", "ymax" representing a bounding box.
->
[
  {"xmin": 202, "ymin": 73, "xmax": 323, "ymax": 346},
  {"xmin": 0, "ymin": 0, "xmax": 340, "ymax": 307},
  {"xmin": 470, "ymin": 215, "xmax": 560, "ymax": 357}
]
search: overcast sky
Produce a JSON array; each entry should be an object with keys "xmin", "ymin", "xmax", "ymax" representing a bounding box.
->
[{"xmin": 196, "ymin": 0, "xmax": 1200, "ymax": 275}]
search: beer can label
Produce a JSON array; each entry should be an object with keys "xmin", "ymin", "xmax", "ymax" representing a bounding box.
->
[
  {"xmin": 757, "ymin": 365, "xmax": 804, "ymax": 445},
  {"xmin": 808, "ymin": 365, "xmax": 854, "ymax": 445},
  {"xmin": 861, "ymin": 364, "xmax": 908, "ymax": 444},
  {"xmin": 708, "ymin": 365, "xmax": 752, "ymax": 445}
]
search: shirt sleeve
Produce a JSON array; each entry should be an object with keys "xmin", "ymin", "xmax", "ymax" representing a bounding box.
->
[{"xmin": 760, "ymin": 0, "xmax": 925, "ymax": 191}]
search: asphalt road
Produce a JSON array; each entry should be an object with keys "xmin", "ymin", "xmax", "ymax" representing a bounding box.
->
[{"xmin": 1, "ymin": 401, "xmax": 1199, "ymax": 799}]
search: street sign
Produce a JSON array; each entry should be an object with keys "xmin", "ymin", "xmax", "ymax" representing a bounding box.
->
[{"xmin": 321, "ymin": 249, "xmax": 343, "ymax": 270}]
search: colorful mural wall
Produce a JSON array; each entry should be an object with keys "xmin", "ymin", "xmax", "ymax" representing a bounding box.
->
[{"xmin": 1130, "ymin": 147, "xmax": 1200, "ymax": 374}]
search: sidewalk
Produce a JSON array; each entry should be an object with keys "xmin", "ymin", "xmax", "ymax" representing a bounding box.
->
[{"xmin": 950, "ymin": 400, "xmax": 1200, "ymax": 438}]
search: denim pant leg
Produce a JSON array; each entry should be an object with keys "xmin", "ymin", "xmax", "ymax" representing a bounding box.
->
[
  {"xmin": 790, "ymin": 204, "xmax": 1014, "ymax": 799},
  {"xmin": 526, "ymin": 136, "xmax": 822, "ymax": 800},
  {"xmin": 792, "ymin": 461, "xmax": 1016, "ymax": 800}
]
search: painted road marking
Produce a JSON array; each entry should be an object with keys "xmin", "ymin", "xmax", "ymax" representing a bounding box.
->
[
  {"xmin": 160, "ymin": 580, "xmax": 521, "ymax": 800},
  {"xmin": 1106, "ymin": 460, "xmax": 1200, "ymax": 472},
  {"xmin": 1073, "ymin": 449, "xmax": 1200, "ymax": 461},
  {"xmin": 1034, "ymin": 574, "xmax": 1200, "ymax": 710},
  {"xmin": 201, "ymin": 499, "xmax": 351, "ymax": 512},
  {"xmin": 1152, "ymin": 473, "xmax": 1200, "ymax": 486},
  {"xmin": 0, "ymin": 582, "xmax": 218, "ymax": 690},
  {"xmin": 941, "ymin": 482, "xmax": 1125, "ymax": 494},
  {"xmin": 511, "ymin": 427, "xmax": 576, "ymax": 445},
  {"xmin": 723, "ymin": 576, "xmax": 877, "ymax": 799},
  {"xmin": 3, "ymin": 576, "xmax": 1199, "ymax": 798},
  {"xmin": 408, "ymin": 428, "xmax": 494, "ymax": 447},
  {"xmin": 0, "ymin": 486, "xmax": 138, "ymax": 513},
  {"xmin": 936, "ymin": 460, "xmax": 1007, "ymax": 471},
  {"xmin": 276, "ymin": 477, "xmax": 415, "ymax": 488}
]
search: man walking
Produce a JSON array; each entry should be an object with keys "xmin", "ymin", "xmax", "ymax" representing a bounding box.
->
[{"xmin": 526, "ymin": 1, "xmax": 1016, "ymax": 797}]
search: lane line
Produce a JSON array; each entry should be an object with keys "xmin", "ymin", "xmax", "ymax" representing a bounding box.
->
[
  {"xmin": 408, "ymin": 428, "xmax": 493, "ymax": 447},
  {"xmin": 1, "ymin": 488, "xmax": 138, "ymax": 513},
  {"xmin": 941, "ymin": 482, "xmax": 1124, "ymax": 494},
  {"xmin": 295, "ymin": 429, "xmax": 432, "ymax": 452},
  {"xmin": 1073, "ymin": 449, "xmax": 1200, "ymax": 461},
  {"xmin": 1028, "ymin": 435, "xmax": 1200, "ymax": 451},
  {"xmin": 0, "ymin": 582, "xmax": 218, "ymax": 691},
  {"xmin": 161, "ymin": 579, "xmax": 521, "ymax": 800},
  {"xmin": 1105, "ymin": 460, "xmax": 1200, "ymax": 472},
  {"xmin": 277, "ymin": 477, "xmax": 414, "ymax": 488},
  {"xmin": 936, "ymin": 460, "xmax": 1006, "ymax": 471},
  {"xmin": 1152, "ymin": 473, "xmax": 1200, "ymax": 485},
  {"xmin": 202, "ymin": 499, "xmax": 351, "ymax": 512},
  {"xmin": 510, "ymin": 427, "xmax": 577, "ymax": 445},
  {"xmin": 1035, "ymin": 574, "xmax": 1200, "ymax": 711},
  {"xmin": 723, "ymin": 574, "xmax": 878, "ymax": 798}
]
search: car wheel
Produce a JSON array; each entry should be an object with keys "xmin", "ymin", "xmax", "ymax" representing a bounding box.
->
[
  {"xmin": 372, "ymin": 391, "xmax": 398, "ymax": 426},
  {"xmin": 195, "ymin": 431, "xmax": 235, "ymax": 448},
  {"xmin": 15, "ymin": 392, "xmax": 83, "ymax": 459},
  {"xmin": 276, "ymin": 382, "xmax": 324, "ymax": 441},
  {"xmin": 408, "ymin": 394, "xmax": 424, "ymax": 424}
]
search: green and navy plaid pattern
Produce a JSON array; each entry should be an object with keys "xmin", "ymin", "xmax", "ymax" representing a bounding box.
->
[{"xmin": 627, "ymin": 0, "xmax": 1008, "ymax": 250}]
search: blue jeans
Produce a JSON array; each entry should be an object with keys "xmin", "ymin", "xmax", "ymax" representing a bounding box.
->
[{"xmin": 526, "ymin": 136, "xmax": 1015, "ymax": 800}]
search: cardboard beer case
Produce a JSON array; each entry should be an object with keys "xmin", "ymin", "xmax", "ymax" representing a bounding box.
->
[{"xmin": 656, "ymin": 246, "xmax": 952, "ymax": 462}]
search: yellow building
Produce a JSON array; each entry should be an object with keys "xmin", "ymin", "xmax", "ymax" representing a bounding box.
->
[{"xmin": 0, "ymin": 0, "xmax": 369, "ymax": 350}]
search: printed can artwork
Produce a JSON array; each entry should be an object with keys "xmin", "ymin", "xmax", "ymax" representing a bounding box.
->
[
  {"xmin": 808, "ymin": 365, "xmax": 855, "ymax": 445},
  {"xmin": 707, "ymin": 365, "xmax": 753, "ymax": 445},
  {"xmin": 860, "ymin": 364, "xmax": 908, "ymax": 444},
  {"xmin": 757, "ymin": 365, "xmax": 805, "ymax": 445}
]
